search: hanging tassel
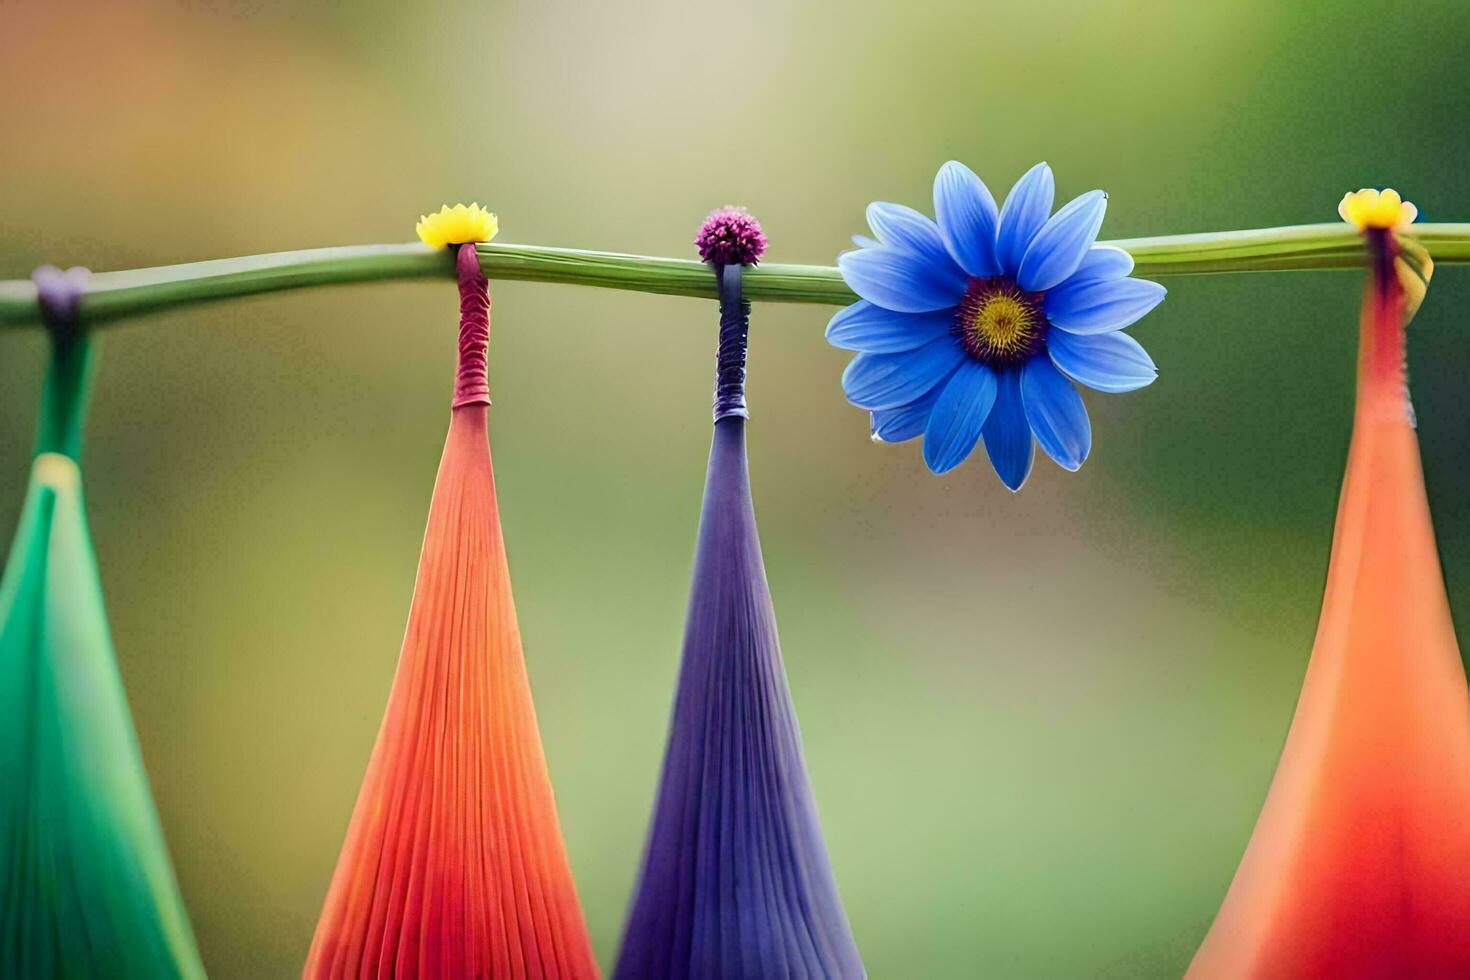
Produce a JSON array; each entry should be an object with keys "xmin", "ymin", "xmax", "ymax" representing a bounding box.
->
[
  {"xmin": 1189, "ymin": 196, "xmax": 1470, "ymax": 977},
  {"xmin": 614, "ymin": 211, "xmax": 865, "ymax": 979},
  {"xmin": 305, "ymin": 241, "xmax": 597, "ymax": 979},
  {"xmin": 0, "ymin": 267, "xmax": 206, "ymax": 979}
]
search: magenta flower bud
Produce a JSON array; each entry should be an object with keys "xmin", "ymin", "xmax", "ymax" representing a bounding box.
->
[{"xmin": 695, "ymin": 205, "xmax": 768, "ymax": 266}]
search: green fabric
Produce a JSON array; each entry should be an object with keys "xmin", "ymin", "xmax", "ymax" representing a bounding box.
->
[{"xmin": 0, "ymin": 334, "xmax": 205, "ymax": 978}]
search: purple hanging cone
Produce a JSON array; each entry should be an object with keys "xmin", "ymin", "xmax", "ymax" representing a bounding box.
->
[{"xmin": 614, "ymin": 262, "xmax": 864, "ymax": 979}]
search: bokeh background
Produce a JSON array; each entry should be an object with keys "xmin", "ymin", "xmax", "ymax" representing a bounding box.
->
[{"xmin": 4, "ymin": 2, "xmax": 1470, "ymax": 976}]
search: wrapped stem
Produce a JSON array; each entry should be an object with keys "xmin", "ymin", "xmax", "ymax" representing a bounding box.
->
[
  {"xmin": 713, "ymin": 264, "xmax": 750, "ymax": 422},
  {"xmin": 454, "ymin": 243, "xmax": 491, "ymax": 408},
  {"xmin": 34, "ymin": 332, "xmax": 94, "ymax": 462}
]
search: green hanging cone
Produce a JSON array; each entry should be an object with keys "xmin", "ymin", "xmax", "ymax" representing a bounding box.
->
[{"xmin": 0, "ymin": 334, "xmax": 205, "ymax": 979}]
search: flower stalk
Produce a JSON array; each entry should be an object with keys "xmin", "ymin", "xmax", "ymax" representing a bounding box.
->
[{"xmin": 1, "ymin": 223, "xmax": 1469, "ymax": 328}]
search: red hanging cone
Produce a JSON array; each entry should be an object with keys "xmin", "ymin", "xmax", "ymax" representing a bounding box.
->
[
  {"xmin": 1189, "ymin": 227, "xmax": 1470, "ymax": 977},
  {"xmin": 305, "ymin": 244, "xmax": 597, "ymax": 979}
]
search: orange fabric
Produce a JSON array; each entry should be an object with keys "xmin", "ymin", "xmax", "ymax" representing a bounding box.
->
[
  {"xmin": 1189, "ymin": 245, "xmax": 1470, "ymax": 977},
  {"xmin": 305, "ymin": 406, "xmax": 598, "ymax": 979}
]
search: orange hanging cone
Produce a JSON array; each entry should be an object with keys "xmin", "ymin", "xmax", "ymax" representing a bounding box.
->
[
  {"xmin": 305, "ymin": 239, "xmax": 597, "ymax": 979},
  {"xmin": 1189, "ymin": 194, "xmax": 1470, "ymax": 977}
]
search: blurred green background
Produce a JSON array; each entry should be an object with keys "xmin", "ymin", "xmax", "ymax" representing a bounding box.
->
[{"xmin": 3, "ymin": 1, "xmax": 1470, "ymax": 976}]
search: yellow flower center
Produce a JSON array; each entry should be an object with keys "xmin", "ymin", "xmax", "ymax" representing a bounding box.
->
[
  {"xmin": 416, "ymin": 203, "xmax": 499, "ymax": 248},
  {"xmin": 954, "ymin": 278, "xmax": 1046, "ymax": 367},
  {"xmin": 976, "ymin": 293, "xmax": 1032, "ymax": 347},
  {"xmin": 1338, "ymin": 187, "xmax": 1417, "ymax": 231}
]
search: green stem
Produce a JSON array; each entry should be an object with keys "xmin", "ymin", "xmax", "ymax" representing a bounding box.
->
[
  {"xmin": 1, "ymin": 224, "xmax": 1467, "ymax": 329},
  {"xmin": 34, "ymin": 331, "xmax": 96, "ymax": 461}
]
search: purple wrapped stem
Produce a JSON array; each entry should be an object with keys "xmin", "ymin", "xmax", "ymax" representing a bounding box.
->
[
  {"xmin": 713, "ymin": 264, "xmax": 750, "ymax": 421},
  {"xmin": 614, "ymin": 266, "xmax": 863, "ymax": 979}
]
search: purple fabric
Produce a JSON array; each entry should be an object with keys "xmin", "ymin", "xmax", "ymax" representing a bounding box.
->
[{"xmin": 613, "ymin": 415, "xmax": 864, "ymax": 979}]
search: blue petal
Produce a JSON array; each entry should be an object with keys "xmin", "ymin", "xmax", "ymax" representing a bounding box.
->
[
  {"xmin": 852, "ymin": 234, "xmax": 881, "ymax": 249},
  {"xmin": 1017, "ymin": 190, "xmax": 1108, "ymax": 292},
  {"xmin": 826, "ymin": 301, "xmax": 955, "ymax": 353},
  {"xmin": 933, "ymin": 161, "xmax": 1001, "ymax": 278},
  {"xmin": 995, "ymin": 163, "xmax": 1055, "ymax": 277},
  {"xmin": 981, "ymin": 368, "xmax": 1034, "ymax": 491},
  {"xmin": 1048, "ymin": 329, "xmax": 1157, "ymax": 393},
  {"xmin": 1044, "ymin": 277, "xmax": 1167, "ymax": 334},
  {"xmin": 922, "ymin": 360, "xmax": 997, "ymax": 474},
  {"xmin": 1072, "ymin": 245, "xmax": 1134, "ymax": 281},
  {"xmin": 866, "ymin": 202, "xmax": 965, "ymax": 280},
  {"xmin": 841, "ymin": 337, "xmax": 965, "ymax": 411},
  {"xmin": 871, "ymin": 384, "xmax": 945, "ymax": 443},
  {"xmin": 1020, "ymin": 356, "xmax": 1091, "ymax": 471},
  {"xmin": 838, "ymin": 245, "xmax": 967, "ymax": 313}
]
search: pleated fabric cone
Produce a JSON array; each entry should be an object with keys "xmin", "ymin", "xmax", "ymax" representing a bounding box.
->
[
  {"xmin": 614, "ymin": 264, "xmax": 864, "ymax": 979},
  {"xmin": 1188, "ymin": 232, "xmax": 1470, "ymax": 977},
  {"xmin": 0, "ymin": 332, "xmax": 206, "ymax": 979},
  {"xmin": 305, "ymin": 245, "xmax": 596, "ymax": 979}
]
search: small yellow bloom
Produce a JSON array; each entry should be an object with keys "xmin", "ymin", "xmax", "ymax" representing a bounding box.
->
[
  {"xmin": 416, "ymin": 203, "xmax": 499, "ymax": 248},
  {"xmin": 1338, "ymin": 187, "xmax": 1418, "ymax": 231}
]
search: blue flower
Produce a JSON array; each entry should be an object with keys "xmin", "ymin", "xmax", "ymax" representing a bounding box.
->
[{"xmin": 828, "ymin": 161, "xmax": 1165, "ymax": 489}]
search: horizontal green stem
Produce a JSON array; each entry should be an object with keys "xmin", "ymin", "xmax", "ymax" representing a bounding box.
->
[{"xmin": 2, "ymin": 223, "xmax": 1468, "ymax": 329}]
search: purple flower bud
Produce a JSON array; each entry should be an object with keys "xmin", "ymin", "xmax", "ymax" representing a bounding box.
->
[{"xmin": 695, "ymin": 206, "xmax": 768, "ymax": 266}]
